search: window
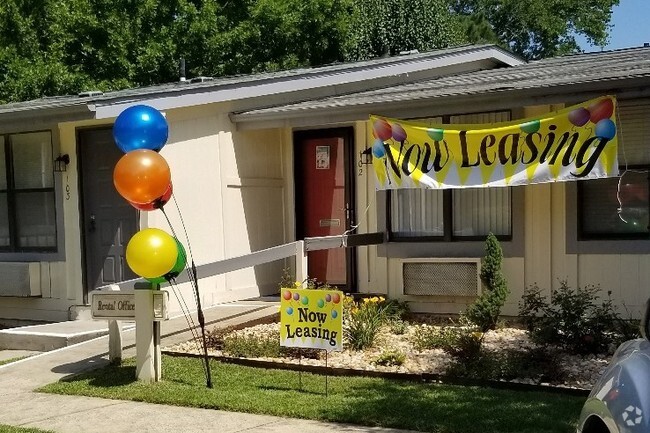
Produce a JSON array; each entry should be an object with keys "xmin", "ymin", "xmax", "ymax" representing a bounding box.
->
[
  {"xmin": 579, "ymin": 169, "xmax": 649, "ymax": 239},
  {"xmin": 389, "ymin": 111, "xmax": 512, "ymax": 241},
  {"xmin": 577, "ymin": 100, "xmax": 650, "ymax": 240},
  {"xmin": 0, "ymin": 131, "xmax": 57, "ymax": 252}
]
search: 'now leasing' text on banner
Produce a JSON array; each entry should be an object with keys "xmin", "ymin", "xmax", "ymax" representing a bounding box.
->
[{"xmin": 369, "ymin": 96, "xmax": 619, "ymax": 189}]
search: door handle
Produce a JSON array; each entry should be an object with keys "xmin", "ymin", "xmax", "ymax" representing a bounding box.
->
[{"xmin": 89, "ymin": 214, "xmax": 96, "ymax": 232}]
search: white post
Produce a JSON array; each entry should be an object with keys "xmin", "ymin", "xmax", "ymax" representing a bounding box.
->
[
  {"xmin": 108, "ymin": 320, "xmax": 122, "ymax": 364},
  {"xmin": 106, "ymin": 284, "xmax": 122, "ymax": 364},
  {"xmin": 135, "ymin": 288, "xmax": 160, "ymax": 382},
  {"xmin": 295, "ymin": 240, "xmax": 308, "ymax": 283}
]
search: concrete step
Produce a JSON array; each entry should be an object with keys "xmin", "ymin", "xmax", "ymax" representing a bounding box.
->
[
  {"xmin": 0, "ymin": 320, "xmax": 122, "ymax": 351},
  {"xmin": 0, "ymin": 299, "xmax": 279, "ymax": 352}
]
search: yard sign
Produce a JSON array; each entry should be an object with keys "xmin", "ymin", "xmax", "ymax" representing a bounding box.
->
[
  {"xmin": 370, "ymin": 96, "xmax": 619, "ymax": 189},
  {"xmin": 280, "ymin": 288, "xmax": 343, "ymax": 352}
]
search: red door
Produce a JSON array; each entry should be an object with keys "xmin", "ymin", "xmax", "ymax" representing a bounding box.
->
[{"xmin": 295, "ymin": 129, "xmax": 355, "ymax": 288}]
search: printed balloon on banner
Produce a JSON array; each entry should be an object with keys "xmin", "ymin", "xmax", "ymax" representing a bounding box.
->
[
  {"xmin": 391, "ymin": 122, "xmax": 407, "ymax": 142},
  {"xmin": 114, "ymin": 149, "xmax": 171, "ymax": 204},
  {"xmin": 373, "ymin": 119, "xmax": 392, "ymax": 141},
  {"xmin": 568, "ymin": 107, "xmax": 591, "ymax": 127},
  {"xmin": 372, "ymin": 138, "xmax": 386, "ymax": 158},
  {"xmin": 129, "ymin": 183, "xmax": 173, "ymax": 211},
  {"xmin": 519, "ymin": 120, "xmax": 540, "ymax": 134},
  {"xmin": 595, "ymin": 119, "xmax": 617, "ymax": 140},
  {"xmin": 126, "ymin": 228, "xmax": 178, "ymax": 279},
  {"xmin": 589, "ymin": 98, "xmax": 614, "ymax": 124},
  {"xmin": 113, "ymin": 105, "xmax": 169, "ymax": 153}
]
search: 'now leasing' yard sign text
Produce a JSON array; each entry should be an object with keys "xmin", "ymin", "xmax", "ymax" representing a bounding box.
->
[
  {"xmin": 370, "ymin": 96, "xmax": 619, "ymax": 189},
  {"xmin": 280, "ymin": 288, "xmax": 343, "ymax": 352}
]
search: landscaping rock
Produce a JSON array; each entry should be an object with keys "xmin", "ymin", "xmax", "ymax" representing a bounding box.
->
[{"xmin": 165, "ymin": 322, "xmax": 611, "ymax": 390}]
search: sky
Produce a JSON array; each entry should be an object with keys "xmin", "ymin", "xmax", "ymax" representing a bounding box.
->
[{"xmin": 576, "ymin": 0, "xmax": 650, "ymax": 51}]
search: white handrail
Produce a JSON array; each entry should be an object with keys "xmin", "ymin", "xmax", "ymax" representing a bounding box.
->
[{"xmin": 95, "ymin": 240, "xmax": 307, "ymax": 292}]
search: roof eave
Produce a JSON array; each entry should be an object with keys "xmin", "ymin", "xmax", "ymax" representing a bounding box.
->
[{"xmin": 231, "ymin": 75, "xmax": 650, "ymax": 130}]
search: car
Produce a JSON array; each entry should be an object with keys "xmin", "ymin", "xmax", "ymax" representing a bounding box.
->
[{"xmin": 577, "ymin": 299, "xmax": 650, "ymax": 433}]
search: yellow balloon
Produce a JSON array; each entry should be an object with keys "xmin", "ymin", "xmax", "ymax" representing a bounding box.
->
[{"xmin": 126, "ymin": 228, "xmax": 178, "ymax": 279}]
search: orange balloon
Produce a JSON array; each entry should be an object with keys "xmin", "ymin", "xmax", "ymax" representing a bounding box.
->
[{"xmin": 113, "ymin": 150, "xmax": 171, "ymax": 204}]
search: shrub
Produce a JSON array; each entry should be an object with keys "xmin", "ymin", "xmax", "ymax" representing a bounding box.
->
[
  {"xmin": 446, "ymin": 346, "xmax": 567, "ymax": 383},
  {"xmin": 217, "ymin": 326, "xmax": 320, "ymax": 359},
  {"xmin": 343, "ymin": 295, "xmax": 405, "ymax": 350},
  {"xmin": 389, "ymin": 319, "xmax": 408, "ymax": 335},
  {"xmin": 373, "ymin": 349, "xmax": 406, "ymax": 366},
  {"xmin": 223, "ymin": 333, "xmax": 282, "ymax": 358},
  {"xmin": 519, "ymin": 281, "xmax": 640, "ymax": 354},
  {"xmin": 466, "ymin": 233, "xmax": 509, "ymax": 332},
  {"xmin": 410, "ymin": 317, "xmax": 483, "ymax": 361},
  {"xmin": 278, "ymin": 267, "xmax": 295, "ymax": 293},
  {"xmin": 343, "ymin": 296, "xmax": 385, "ymax": 350}
]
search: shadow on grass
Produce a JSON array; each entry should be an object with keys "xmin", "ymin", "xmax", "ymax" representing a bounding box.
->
[
  {"xmin": 59, "ymin": 364, "xmax": 137, "ymax": 388},
  {"xmin": 321, "ymin": 380, "xmax": 583, "ymax": 433}
]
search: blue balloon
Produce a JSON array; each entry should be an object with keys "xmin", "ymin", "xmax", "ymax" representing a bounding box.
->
[
  {"xmin": 372, "ymin": 138, "xmax": 386, "ymax": 158},
  {"xmin": 286, "ymin": 307, "xmax": 293, "ymax": 315},
  {"xmin": 113, "ymin": 105, "xmax": 169, "ymax": 153},
  {"xmin": 595, "ymin": 119, "xmax": 616, "ymax": 140},
  {"xmin": 331, "ymin": 310, "xmax": 338, "ymax": 319}
]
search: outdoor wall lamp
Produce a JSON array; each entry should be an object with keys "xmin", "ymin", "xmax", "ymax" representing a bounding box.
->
[
  {"xmin": 360, "ymin": 147, "xmax": 373, "ymax": 165},
  {"xmin": 54, "ymin": 154, "xmax": 70, "ymax": 172}
]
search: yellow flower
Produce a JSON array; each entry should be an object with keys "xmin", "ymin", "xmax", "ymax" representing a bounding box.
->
[
  {"xmin": 471, "ymin": 332, "xmax": 484, "ymax": 340},
  {"xmin": 294, "ymin": 281, "xmax": 301, "ymax": 288},
  {"xmin": 379, "ymin": 296, "xmax": 385, "ymax": 302}
]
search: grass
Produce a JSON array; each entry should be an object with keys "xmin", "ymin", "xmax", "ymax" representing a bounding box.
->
[
  {"xmin": 0, "ymin": 426, "xmax": 53, "ymax": 433},
  {"xmin": 0, "ymin": 357, "xmax": 24, "ymax": 367},
  {"xmin": 39, "ymin": 355, "xmax": 585, "ymax": 433}
]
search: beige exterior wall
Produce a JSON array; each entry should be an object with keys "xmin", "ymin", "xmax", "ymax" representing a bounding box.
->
[
  {"xmin": 349, "ymin": 103, "xmax": 648, "ymax": 319},
  {"xmin": 1, "ymin": 103, "xmax": 290, "ymax": 322},
  {"xmin": 3, "ymin": 99, "xmax": 648, "ymax": 322}
]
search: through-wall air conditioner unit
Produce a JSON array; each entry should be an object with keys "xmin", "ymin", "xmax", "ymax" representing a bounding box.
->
[{"xmin": 400, "ymin": 258, "xmax": 482, "ymax": 297}]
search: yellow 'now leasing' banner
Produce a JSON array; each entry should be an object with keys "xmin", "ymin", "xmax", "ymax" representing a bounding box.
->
[{"xmin": 370, "ymin": 96, "xmax": 619, "ymax": 189}]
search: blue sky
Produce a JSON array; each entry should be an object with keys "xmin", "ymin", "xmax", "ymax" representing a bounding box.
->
[{"xmin": 577, "ymin": 0, "xmax": 650, "ymax": 51}]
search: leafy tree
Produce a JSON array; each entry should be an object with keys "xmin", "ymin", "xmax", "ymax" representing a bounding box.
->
[
  {"xmin": 0, "ymin": 0, "xmax": 353, "ymax": 102},
  {"xmin": 344, "ymin": 0, "xmax": 465, "ymax": 61},
  {"xmin": 450, "ymin": 0, "xmax": 620, "ymax": 59}
]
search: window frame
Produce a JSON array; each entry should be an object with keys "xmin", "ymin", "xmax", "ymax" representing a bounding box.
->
[
  {"xmin": 387, "ymin": 189, "xmax": 513, "ymax": 242},
  {"xmin": 577, "ymin": 165, "xmax": 650, "ymax": 241},
  {"xmin": 386, "ymin": 110, "xmax": 513, "ymax": 243},
  {"xmin": 0, "ymin": 129, "xmax": 58, "ymax": 253}
]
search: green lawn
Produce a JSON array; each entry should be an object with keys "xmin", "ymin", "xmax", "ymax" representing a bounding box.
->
[
  {"xmin": 0, "ymin": 357, "xmax": 24, "ymax": 367},
  {"xmin": 0, "ymin": 426, "xmax": 52, "ymax": 433},
  {"xmin": 39, "ymin": 355, "xmax": 585, "ymax": 433}
]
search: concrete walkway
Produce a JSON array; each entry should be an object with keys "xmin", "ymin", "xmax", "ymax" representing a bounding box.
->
[{"xmin": 0, "ymin": 301, "xmax": 413, "ymax": 433}]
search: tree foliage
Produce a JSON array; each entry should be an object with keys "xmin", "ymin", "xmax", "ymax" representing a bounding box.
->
[
  {"xmin": 0, "ymin": 0, "xmax": 619, "ymax": 103},
  {"xmin": 344, "ymin": 0, "xmax": 465, "ymax": 61},
  {"xmin": 0, "ymin": 0, "xmax": 352, "ymax": 103},
  {"xmin": 451, "ymin": 0, "xmax": 620, "ymax": 59}
]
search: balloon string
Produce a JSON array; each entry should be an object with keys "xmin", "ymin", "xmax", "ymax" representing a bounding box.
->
[
  {"xmin": 171, "ymin": 194, "xmax": 196, "ymax": 266},
  {"xmin": 168, "ymin": 277, "xmax": 201, "ymax": 342},
  {"xmin": 164, "ymin": 198, "xmax": 201, "ymax": 309},
  {"xmin": 160, "ymin": 207, "xmax": 199, "ymax": 295},
  {"xmin": 168, "ymin": 279, "xmax": 206, "ymax": 377},
  {"xmin": 160, "ymin": 205, "xmax": 212, "ymax": 387}
]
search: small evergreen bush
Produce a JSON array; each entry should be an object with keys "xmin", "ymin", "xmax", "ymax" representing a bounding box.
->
[{"xmin": 466, "ymin": 233, "xmax": 509, "ymax": 332}]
